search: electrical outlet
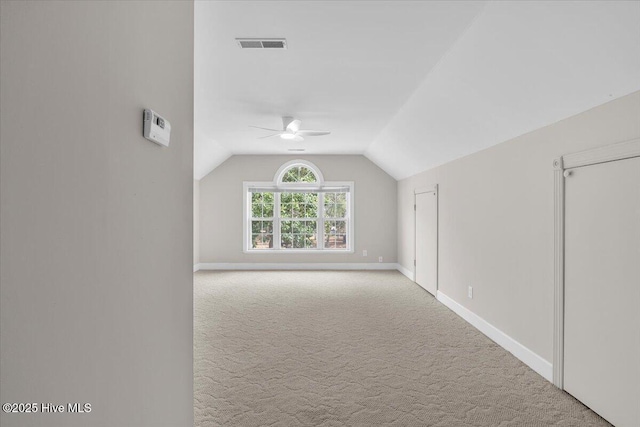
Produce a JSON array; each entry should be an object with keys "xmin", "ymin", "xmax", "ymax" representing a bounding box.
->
[
  {"xmin": 378, "ymin": 256, "xmax": 383, "ymax": 263},
  {"xmin": 362, "ymin": 250, "xmax": 368, "ymax": 257},
  {"xmin": 468, "ymin": 286, "xmax": 473, "ymax": 299}
]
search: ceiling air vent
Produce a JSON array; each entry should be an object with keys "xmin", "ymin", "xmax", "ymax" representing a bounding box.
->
[{"xmin": 236, "ymin": 38, "xmax": 287, "ymax": 49}]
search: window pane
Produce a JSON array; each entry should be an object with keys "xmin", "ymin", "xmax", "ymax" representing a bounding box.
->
[
  {"xmin": 281, "ymin": 203, "xmax": 292, "ymax": 218},
  {"xmin": 304, "ymin": 231, "xmax": 317, "ymax": 248},
  {"xmin": 292, "ymin": 199, "xmax": 302, "ymax": 218},
  {"xmin": 251, "ymin": 233, "xmax": 273, "ymax": 249},
  {"xmin": 281, "ymin": 166, "xmax": 318, "ymax": 183},
  {"xmin": 324, "ymin": 221, "xmax": 335, "ymax": 248},
  {"xmin": 323, "ymin": 192, "xmax": 336, "ymax": 217},
  {"xmin": 299, "ymin": 167, "xmax": 317, "ymax": 183},
  {"xmin": 251, "ymin": 192, "xmax": 273, "ymax": 218},
  {"xmin": 323, "ymin": 192, "xmax": 347, "ymax": 219},
  {"xmin": 282, "ymin": 168, "xmax": 299, "ymax": 182},
  {"xmin": 281, "ymin": 220, "xmax": 318, "ymax": 250},
  {"xmin": 305, "ymin": 202, "xmax": 317, "ymax": 217},
  {"xmin": 281, "ymin": 193, "xmax": 308, "ymax": 217},
  {"xmin": 324, "ymin": 220, "xmax": 347, "ymax": 249},
  {"xmin": 251, "ymin": 204, "xmax": 261, "ymax": 218},
  {"xmin": 324, "ymin": 221, "xmax": 332, "ymax": 233},
  {"xmin": 282, "ymin": 193, "xmax": 318, "ymax": 219},
  {"xmin": 293, "ymin": 235, "xmax": 304, "ymax": 248},
  {"xmin": 324, "ymin": 204, "xmax": 336, "ymax": 217},
  {"xmin": 251, "ymin": 218, "xmax": 273, "ymax": 249},
  {"xmin": 305, "ymin": 220, "xmax": 317, "ymax": 233},
  {"xmin": 334, "ymin": 220, "xmax": 347, "ymax": 249},
  {"xmin": 325, "ymin": 193, "xmax": 336, "ymax": 204},
  {"xmin": 251, "ymin": 220, "xmax": 273, "ymax": 234}
]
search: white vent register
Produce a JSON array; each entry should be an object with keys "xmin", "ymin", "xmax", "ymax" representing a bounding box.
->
[{"xmin": 143, "ymin": 109, "xmax": 171, "ymax": 147}]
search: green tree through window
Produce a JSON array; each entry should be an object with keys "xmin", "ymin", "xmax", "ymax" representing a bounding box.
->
[
  {"xmin": 281, "ymin": 166, "xmax": 318, "ymax": 183},
  {"xmin": 280, "ymin": 192, "xmax": 318, "ymax": 249},
  {"xmin": 250, "ymin": 192, "xmax": 274, "ymax": 249}
]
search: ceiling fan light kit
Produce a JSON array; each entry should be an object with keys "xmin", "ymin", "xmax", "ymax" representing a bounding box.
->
[{"xmin": 250, "ymin": 116, "xmax": 330, "ymax": 143}]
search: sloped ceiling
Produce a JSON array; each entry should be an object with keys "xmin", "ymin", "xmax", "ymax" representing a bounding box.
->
[
  {"xmin": 366, "ymin": 1, "xmax": 640, "ymax": 179},
  {"xmin": 195, "ymin": 1, "xmax": 640, "ymax": 180}
]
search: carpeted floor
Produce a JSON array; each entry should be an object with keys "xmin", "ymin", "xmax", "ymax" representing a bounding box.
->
[{"xmin": 194, "ymin": 270, "xmax": 609, "ymax": 426}]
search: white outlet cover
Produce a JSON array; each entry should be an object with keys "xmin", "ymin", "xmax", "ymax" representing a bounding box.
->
[
  {"xmin": 378, "ymin": 256, "xmax": 383, "ymax": 263},
  {"xmin": 468, "ymin": 286, "xmax": 473, "ymax": 298},
  {"xmin": 363, "ymin": 250, "xmax": 367, "ymax": 257}
]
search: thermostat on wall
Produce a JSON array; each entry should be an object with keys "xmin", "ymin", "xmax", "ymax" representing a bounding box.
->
[{"xmin": 143, "ymin": 109, "xmax": 171, "ymax": 147}]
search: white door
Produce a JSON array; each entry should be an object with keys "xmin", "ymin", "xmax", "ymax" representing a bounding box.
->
[
  {"xmin": 564, "ymin": 156, "xmax": 640, "ymax": 427},
  {"xmin": 415, "ymin": 189, "xmax": 437, "ymax": 296}
]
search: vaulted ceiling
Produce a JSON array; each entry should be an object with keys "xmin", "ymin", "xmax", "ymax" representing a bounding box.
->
[{"xmin": 195, "ymin": 1, "xmax": 640, "ymax": 180}]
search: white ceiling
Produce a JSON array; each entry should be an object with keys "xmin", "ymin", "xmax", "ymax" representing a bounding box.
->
[
  {"xmin": 194, "ymin": 0, "xmax": 485, "ymax": 179},
  {"xmin": 194, "ymin": 1, "xmax": 640, "ymax": 180}
]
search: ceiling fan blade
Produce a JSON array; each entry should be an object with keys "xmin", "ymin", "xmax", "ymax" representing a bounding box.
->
[
  {"xmin": 249, "ymin": 125, "xmax": 282, "ymax": 132},
  {"xmin": 285, "ymin": 119, "xmax": 301, "ymax": 133},
  {"xmin": 258, "ymin": 133, "xmax": 282, "ymax": 139},
  {"xmin": 296, "ymin": 130, "xmax": 331, "ymax": 137}
]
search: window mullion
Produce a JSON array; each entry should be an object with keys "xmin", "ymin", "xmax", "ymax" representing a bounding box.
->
[
  {"xmin": 318, "ymin": 193, "xmax": 324, "ymax": 250},
  {"xmin": 348, "ymin": 190, "xmax": 353, "ymax": 250},
  {"xmin": 246, "ymin": 191, "xmax": 251, "ymax": 251},
  {"xmin": 275, "ymin": 192, "xmax": 281, "ymax": 250}
]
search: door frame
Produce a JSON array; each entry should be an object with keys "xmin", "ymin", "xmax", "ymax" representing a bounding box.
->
[
  {"xmin": 553, "ymin": 137, "xmax": 640, "ymax": 388},
  {"xmin": 414, "ymin": 184, "xmax": 438, "ymax": 291}
]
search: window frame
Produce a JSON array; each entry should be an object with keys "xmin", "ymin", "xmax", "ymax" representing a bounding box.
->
[
  {"xmin": 243, "ymin": 160, "xmax": 354, "ymax": 254},
  {"xmin": 248, "ymin": 193, "xmax": 275, "ymax": 250}
]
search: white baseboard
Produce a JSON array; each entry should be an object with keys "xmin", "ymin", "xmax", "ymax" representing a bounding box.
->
[
  {"xmin": 396, "ymin": 264, "xmax": 415, "ymax": 281},
  {"xmin": 436, "ymin": 290, "xmax": 553, "ymax": 382},
  {"xmin": 198, "ymin": 262, "xmax": 399, "ymax": 271},
  {"xmin": 193, "ymin": 264, "xmax": 200, "ymax": 272}
]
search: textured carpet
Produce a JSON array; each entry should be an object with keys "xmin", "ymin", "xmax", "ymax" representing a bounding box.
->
[{"xmin": 194, "ymin": 271, "xmax": 609, "ymax": 426}]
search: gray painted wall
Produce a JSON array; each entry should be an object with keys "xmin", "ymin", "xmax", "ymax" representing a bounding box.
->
[
  {"xmin": 397, "ymin": 91, "xmax": 640, "ymax": 362},
  {"xmin": 0, "ymin": 2, "xmax": 194, "ymax": 426},
  {"xmin": 195, "ymin": 179, "xmax": 201, "ymax": 265},
  {"xmin": 199, "ymin": 155, "xmax": 397, "ymax": 264}
]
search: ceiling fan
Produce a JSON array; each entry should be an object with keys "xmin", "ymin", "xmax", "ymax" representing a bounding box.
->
[{"xmin": 250, "ymin": 117, "xmax": 330, "ymax": 142}]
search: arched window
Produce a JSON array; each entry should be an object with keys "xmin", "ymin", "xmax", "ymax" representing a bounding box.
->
[
  {"xmin": 274, "ymin": 159, "xmax": 324, "ymax": 184},
  {"xmin": 244, "ymin": 160, "xmax": 353, "ymax": 252},
  {"xmin": 280, "ymin": 165, "xmax": 318, "ymax": 183}
]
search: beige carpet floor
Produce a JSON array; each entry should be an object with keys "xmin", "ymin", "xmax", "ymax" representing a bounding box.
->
[{"xmin": 194, "ymin": 270, "xmax": 609, "ymax": 426}]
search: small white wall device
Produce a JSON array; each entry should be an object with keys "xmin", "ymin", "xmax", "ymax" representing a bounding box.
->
[{"xmin": 143, "ymin": 109, "xmax": 171, "ymax": 147}]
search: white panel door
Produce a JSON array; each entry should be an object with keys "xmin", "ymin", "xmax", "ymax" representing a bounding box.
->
[
  {"xmin": 415, "ymin": 190, "xmax": 437, "ymax": 296},
  {"xmin": 564, "ymin": 156, "xmax": 640, "ymax": 427}
]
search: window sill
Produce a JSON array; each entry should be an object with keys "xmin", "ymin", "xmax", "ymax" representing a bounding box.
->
[{"xmin": 243, "ymin": 249, "xmax": 354, "ymax": 254}]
